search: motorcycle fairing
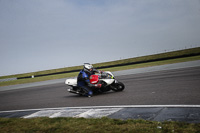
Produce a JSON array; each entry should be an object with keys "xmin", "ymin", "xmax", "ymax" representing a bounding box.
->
[
  {"xmin": 90, "ymin": 75, "xmax": 99, "ymax": 84},
  {"xmin": 65, "ymin": 78, "xmax": 77, "ymax": 86},
  {"xmin": 101, "ymin": 79, "xmax": 115, "ymax": 85}
]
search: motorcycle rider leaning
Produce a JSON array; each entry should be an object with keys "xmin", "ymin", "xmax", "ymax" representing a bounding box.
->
[{"xmin": 77, "ymin": 63, "xmax": 102, "ymax": 97}]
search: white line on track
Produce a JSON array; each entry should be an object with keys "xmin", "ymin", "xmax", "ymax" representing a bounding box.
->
[
  {"xmin": 1, "ymin": 105, "xmax": 200, "ymax": 113},
  {"xmin": 22, "ymin": 108, "xmax": 123, "ymax": 118}
]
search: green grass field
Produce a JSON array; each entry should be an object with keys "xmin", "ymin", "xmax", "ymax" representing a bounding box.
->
[
  {"xmin": 0, "ymin": 117, "xmax": 200, "ymax": 133},
  {"xmin": 1, "ymin": 47, "xmax": 200, "ymax": 79}
]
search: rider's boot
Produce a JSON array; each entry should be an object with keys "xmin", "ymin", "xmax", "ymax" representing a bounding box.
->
[{"xmin": 87, "ymin": 91, "xmax": 93, "ymax": 98}]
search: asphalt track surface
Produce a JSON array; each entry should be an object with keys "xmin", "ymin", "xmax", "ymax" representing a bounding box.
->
[{"xmin": 0, "ymin": 65, "xmax": 200, "ymax": 112}]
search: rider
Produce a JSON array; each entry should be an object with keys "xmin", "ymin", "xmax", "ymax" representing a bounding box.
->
[{"xmin": 77, "ymin": 63, "xmax": 102, "ymax": 97}]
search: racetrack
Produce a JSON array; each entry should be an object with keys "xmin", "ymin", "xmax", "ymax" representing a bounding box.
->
[{"xmin": 0, "ymin": 65, "xmax": 200, "ymax": 111}]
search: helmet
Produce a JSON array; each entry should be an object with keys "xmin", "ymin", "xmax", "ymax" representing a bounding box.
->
[{"xmin": 83, "ymin": 63, "xmax": 93, "ymax": 74}]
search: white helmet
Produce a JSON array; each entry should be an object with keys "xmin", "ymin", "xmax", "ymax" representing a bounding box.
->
[{"xmin": 83, "ymin": 63, "xmax": 93, "ymax": 74}]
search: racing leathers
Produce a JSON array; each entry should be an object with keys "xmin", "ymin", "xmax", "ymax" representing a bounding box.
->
[{"xmin": 77, "ymin": 68, "xmax": 101, "ymax": 96}]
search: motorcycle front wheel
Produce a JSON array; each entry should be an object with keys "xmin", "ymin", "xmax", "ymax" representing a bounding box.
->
[{"xmin": 111, "ymin": 81, "xmax": 125, "ymax": 92}]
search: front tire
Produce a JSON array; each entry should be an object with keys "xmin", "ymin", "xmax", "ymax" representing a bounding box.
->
[{"xmin": 112, "ymin": 81, "xmax": 125, "ymax": 92}]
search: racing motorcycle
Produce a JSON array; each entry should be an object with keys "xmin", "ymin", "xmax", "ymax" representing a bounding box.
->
[{"xmin": 65, "ymin": 71, "xmax": 125, "ymax": 97}]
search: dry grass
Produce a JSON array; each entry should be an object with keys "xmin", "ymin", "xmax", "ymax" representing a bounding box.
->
[{"xmin": 0, "ymin": 117, "xmax": 200, "ymax": 133}]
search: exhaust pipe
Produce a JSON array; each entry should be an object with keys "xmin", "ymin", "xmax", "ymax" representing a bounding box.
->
[{"xmin": 68, "ymin": 89, "xmax": 80, "ymax": 94}]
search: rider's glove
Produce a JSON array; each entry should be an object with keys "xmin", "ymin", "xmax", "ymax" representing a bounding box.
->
[{"xmin": 95, "ymin": 84, "xmax": 102, "ymax": 88}]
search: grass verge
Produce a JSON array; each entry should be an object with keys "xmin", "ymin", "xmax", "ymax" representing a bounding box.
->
[
  {"xmin": 0, "ymin": 55, "xmax": 200, "ymax": 87},
  {"xmin": 0, "ymin": 117, "xmax": 200, "ymax": 133},
  {"xmin": 1, "ymin": 47, "xmax": 200, "ymax": 79}
]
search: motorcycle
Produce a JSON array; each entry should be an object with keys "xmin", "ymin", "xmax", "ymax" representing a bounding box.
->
[{"xmin": 65, "ymin": 71, "xmax": 125, "ymax": 97}]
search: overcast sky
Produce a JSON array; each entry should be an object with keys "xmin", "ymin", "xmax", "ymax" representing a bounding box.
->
[{"xmin": 0, "ymin": 0, "xmax": 200, "ymax": 76}]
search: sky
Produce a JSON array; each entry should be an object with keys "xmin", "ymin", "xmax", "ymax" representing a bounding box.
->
[{"xmin": 0, "ymin": 0, "xmax": 200, "ymax": 76}]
